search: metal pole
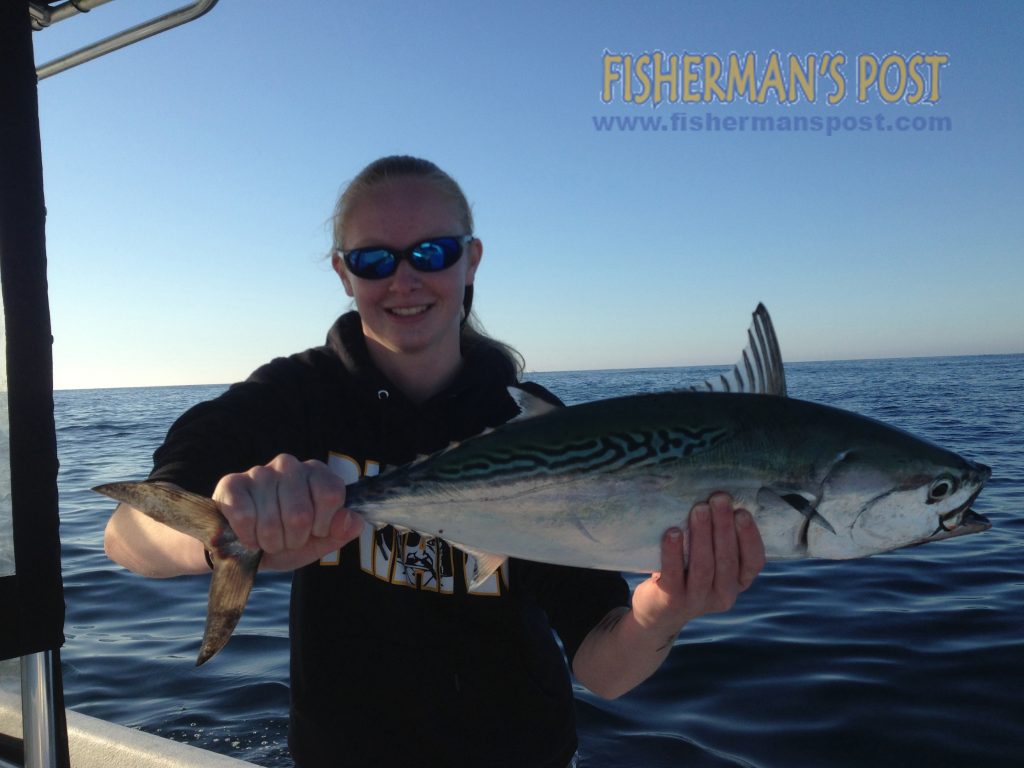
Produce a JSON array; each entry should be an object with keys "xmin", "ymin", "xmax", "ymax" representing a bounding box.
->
[
  {"xmin": 20, "ymin": 653, "xmax": 57, "ymax": 768},
  {"xmin": 36, "ymin": 0, "xmax": 219, "ymax": 80}
]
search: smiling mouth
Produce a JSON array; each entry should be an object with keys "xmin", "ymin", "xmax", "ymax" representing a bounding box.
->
[{"xmin": 388, "ymin": 305, "xmax": 430, "ymax": 317}]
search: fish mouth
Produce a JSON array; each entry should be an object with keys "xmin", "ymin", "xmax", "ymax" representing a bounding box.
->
[{"xmin": 928, "ymin": 485, "xmax": 991, "ymax": 543}]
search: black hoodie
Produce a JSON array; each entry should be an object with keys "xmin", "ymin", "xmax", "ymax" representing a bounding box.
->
[{"xmin": 149, "ymin": 312, "xmax": 629, "ymax": 767}]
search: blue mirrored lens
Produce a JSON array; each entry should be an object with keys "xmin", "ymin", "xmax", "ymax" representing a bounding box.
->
[
  {"xmin": 410, "ymin": 239, "xmax": 458, "ymax": 270},
  {"xmin": 348, "ymin": 248, "xmax": 396, "ymax": 278},
  {"xmin": 344, "ymin": 237, "xmax": 465, "ymax": 279}
]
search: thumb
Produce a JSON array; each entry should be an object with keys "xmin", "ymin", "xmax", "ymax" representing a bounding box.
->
[
  {"xmin": 297, "ymin": 511, "xmax": 364, "ymax": 566},
  {"xmin": 328, "ymin": 508, "xmax": 364, "ymax": 544}
]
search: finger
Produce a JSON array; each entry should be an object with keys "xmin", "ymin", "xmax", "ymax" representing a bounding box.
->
[
  {"xmin": 276, "ymin": 465, "xmax": 317, "ymax": 551},
  {"xmin": 686, "ymin": 502, "xmax": 714, "ymax": 599},
  {"xmin": 709, "ymin": 493, "xmax": 739, "ymax": 597},
  {"xmin": 305, "ymin": 460, "xmax": 348, "ymax": 538},
  {"xmin": 246, "ymin": 464, "xmax": 287, "ymax": 553},
  {"xmin": 214, "ymin": 472, "xmax": 259, "ymax": 549},
  {"xmin": 656, "ymin": 527, "xmax": 686, "ymax": 595},
  {"xmin": 735, "ymin": 508, "xmax": 766, "ymax": 591}
]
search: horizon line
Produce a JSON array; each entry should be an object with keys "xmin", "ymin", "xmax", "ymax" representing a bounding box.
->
[{"xmin": 52, "ymin": 350, "xmax": 1023, "ymax": 392}]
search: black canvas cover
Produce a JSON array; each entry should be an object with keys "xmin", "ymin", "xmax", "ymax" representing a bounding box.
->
[{"xmin": 0, "ymin": 1, "xmax": 65, "ymax": 661}]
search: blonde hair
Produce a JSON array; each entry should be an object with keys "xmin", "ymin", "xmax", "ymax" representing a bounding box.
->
[{"xmin": 331, "ymin": 156, "xmax": 523, "ymax": 374}]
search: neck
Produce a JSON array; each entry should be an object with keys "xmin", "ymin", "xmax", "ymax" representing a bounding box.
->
[{"xmin": 365, "ymin": 338, "xmax": 463, "ymax": 403}]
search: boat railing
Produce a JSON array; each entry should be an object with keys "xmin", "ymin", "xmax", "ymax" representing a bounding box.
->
[{"xmin": 32, "ymin": 0, "xmax": 220, "ymax": 80}]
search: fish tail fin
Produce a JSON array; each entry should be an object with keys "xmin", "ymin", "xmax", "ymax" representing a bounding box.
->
[
  {"xmin": 94, "ymin": 481, "xmax": 261, "ymax": 665},
  {"xmin": 198, "ymin": 547, "xmax": 261, "ymax": 665},
  {"xmin": 93, "ymin": 481, "xmax": 226, "ymax": 545}
]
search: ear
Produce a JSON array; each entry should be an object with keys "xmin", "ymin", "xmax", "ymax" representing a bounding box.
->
[
  {"xmin": 331, "ymin": 251, "xmax": 355, "ymax": 297},
  {"xmin": 464, "ymin": 237, "xmax": 482, "ymax": 286}
]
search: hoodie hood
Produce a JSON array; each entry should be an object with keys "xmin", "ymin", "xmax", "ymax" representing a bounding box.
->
[{"xmin": 322, "ymin": 311, "xmax": 525, "ymax": 463}]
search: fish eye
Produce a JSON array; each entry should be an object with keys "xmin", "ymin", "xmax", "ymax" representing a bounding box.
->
[{"xmin": 927, "ymin": 474, "xmax": 958, "ymax": 503}]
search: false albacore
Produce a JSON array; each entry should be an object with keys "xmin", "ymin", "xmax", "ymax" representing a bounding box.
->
[{"xmin": 94, "ymin": 304, "xmax": 991, "ymax": 664}]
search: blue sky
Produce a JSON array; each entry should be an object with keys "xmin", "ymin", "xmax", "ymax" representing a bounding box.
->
[{"xmin": 32, "ymin": 1, "xmax": 1023, "ymax": 389}]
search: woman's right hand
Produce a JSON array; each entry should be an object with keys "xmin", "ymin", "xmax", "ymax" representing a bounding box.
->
[{"xmin": 213, "ymin": 454, "xmax": 364, "ymax": 571}]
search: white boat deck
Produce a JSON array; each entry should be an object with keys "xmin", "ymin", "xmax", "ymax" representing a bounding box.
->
[{"xmin": 0, "ymin": 690, "xmax": 255, "ymax": 768}]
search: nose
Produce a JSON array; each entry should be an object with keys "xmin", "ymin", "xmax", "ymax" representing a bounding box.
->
[{"xmin": 388, "ymin": 259, "xmax": 421, "ymax": 290}]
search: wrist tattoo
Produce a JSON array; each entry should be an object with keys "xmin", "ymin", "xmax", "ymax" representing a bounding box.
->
[{"xmin": 654, "ymin": 634, "xmax": 676, "ymax": 654}]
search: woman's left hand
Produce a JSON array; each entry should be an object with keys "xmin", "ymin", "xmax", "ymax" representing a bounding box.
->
[
  {"xmin": 572, "ymin": 492, "xmax": 765, "ymax": 699},
  {"xmin": 631, "ymin": 492, "xmax": 766, "ymax": 638}
]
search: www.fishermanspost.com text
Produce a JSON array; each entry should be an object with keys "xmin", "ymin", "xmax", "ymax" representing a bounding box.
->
[{"xmin": 591, "ymin": 112, "xmax": 953, "ymax": 137}]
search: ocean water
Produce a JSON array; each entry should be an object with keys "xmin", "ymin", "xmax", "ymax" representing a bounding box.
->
[{"xmin": 55, "ymin": 355, "xmax": 1023, "ymax": 767}]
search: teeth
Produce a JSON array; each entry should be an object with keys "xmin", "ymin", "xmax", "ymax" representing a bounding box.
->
[{"xmin": 390, "ymin": 305, "xmax": 428, "ymax": 317}]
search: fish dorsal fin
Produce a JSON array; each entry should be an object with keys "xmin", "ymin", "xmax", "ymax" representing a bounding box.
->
[
  {"xmin": 689, "ymin": 303, "xmax": 787, "ymax": 396},
  {"xmin": 508, "ymin": 387, "xmax": 559, "ymax": 421}
]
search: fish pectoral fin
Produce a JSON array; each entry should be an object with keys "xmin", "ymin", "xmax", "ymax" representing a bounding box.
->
[
  {"xmin": 776, "ymin": 491, "xmax": 837, "ymax": 535},
  {"xmin": 198, "ymin": 548, "xmax": 262, "ymax": 666},
  {"xmin": 808, "ymin": 510, "xmax": 836, "ymax": 535},
  {"xmin": 457, "ymin": 545, "xmax": 509, "ymax": 592},
  {"xmin": 757, "ymin": 487, "xmax": 837, "ymax": 553}
]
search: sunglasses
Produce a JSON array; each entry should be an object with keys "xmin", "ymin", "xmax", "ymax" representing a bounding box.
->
[{"xmin": 340, "ymin": 235, "xmax": 474, "ymax": 280}]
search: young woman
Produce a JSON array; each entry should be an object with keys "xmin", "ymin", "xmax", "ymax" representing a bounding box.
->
[{"xmin": 104, "ymin": 156, "xmax": 765, "ymax": 767}]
